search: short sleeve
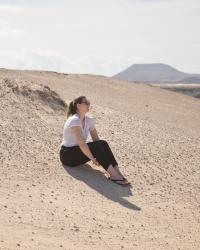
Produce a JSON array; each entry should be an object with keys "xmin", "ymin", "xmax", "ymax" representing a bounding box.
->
[
  {"xmin": 68, "ymin": 117, "xmax": 81, "ymax": 128},
  {"xmin": 89, "ymin": 117, "xmax": 95, "ymax": 131}
]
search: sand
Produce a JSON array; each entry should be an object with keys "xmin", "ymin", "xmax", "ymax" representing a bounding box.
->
[{"xmin": 0, "ymin": 68, "xmax": 200, "ymax": 250}]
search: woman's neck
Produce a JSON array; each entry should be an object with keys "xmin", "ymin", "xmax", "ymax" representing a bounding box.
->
[{"xmin": 76, "ymin": 112, "xmax": 85, "ymax": 121}]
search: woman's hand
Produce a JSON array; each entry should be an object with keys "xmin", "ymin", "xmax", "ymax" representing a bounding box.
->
[{"xmin": 91, "ymin": 157, "xmax": 100, "ymax": 166}]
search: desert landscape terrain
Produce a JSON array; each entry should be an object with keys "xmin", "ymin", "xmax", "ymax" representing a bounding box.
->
[
  {"xmin": 0, "ymin": 68, "xmax": 200, "ymax": 250},
  {"xmin": 150, "ymin": 83, "xmax": 200, "ymax": 99}
]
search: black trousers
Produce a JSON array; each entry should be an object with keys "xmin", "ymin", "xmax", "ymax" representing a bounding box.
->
[{"xmin": 59, "ymin": 139, "xmax": 118, "ymax": 170}]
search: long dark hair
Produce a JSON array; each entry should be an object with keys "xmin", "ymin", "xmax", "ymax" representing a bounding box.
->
[{"xmin": 67, "ymin": 95, "xmax": 86, "ymax": 118}]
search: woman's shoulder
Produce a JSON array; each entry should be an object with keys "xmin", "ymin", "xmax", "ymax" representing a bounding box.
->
[
  {"xmin": 68, "ymin": 114, "xmax": 80, "ymax": 121},
  {"xmin": 86, "ymin": 115, "xmax": 95, "ymax": 129},
  {"xmin": 65, "ymin": 114, "xmax": 81, "ymax": 127},
  {"xmin": 85, "ymin": 115, "xmax": 91, "ymax": 119},
  {"xmin": 85, "ymin": 115, "xmax": 94, "ymax": 121}
]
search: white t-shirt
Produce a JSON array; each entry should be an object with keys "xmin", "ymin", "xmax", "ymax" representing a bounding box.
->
[{"xmin": 61, "ymin": 113, "xmax": 95, "ymax": 147}]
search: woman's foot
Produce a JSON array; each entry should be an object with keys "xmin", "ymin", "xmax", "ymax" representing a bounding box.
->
[
  {"xmin": 113, "ymin": 165, "xmax": 129, "ymax": 182},
  {"xmin": 107, "ymin": 164, "xmax": 123, "ymax": 179},
  {"xmin": 107, "ymin": 164, "xmax": 131, "ymax": 184},
  {"xmin": 108, "ymin": 177, "xmax": 130, "ymax": 185}
]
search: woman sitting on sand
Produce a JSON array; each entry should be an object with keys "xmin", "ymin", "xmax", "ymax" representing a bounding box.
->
[{"xmin": 59, "ymin": 95, "xmax": 130, "ymax": 186}]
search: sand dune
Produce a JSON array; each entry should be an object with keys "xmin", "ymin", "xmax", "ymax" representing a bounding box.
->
[{"xmin": 0, "ymin": 68, "xmax": 200, "ymax": 250}]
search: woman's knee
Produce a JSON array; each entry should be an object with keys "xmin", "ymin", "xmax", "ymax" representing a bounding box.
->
[
  {"xmin": 98, "ymin": 139, "xmax": 108, "ymax": 145},
  {"xmin": 89, "ymin": 140, "xmax": 109, "ymax": 152},
  {"xmin": 91, "ymin": 140, "xmax": 106, "ymax": 146}
]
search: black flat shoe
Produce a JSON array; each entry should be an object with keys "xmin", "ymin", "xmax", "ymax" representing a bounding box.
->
[{"xmin": 108, "ymin": 177, "xmax": 131, "ymax": 186}]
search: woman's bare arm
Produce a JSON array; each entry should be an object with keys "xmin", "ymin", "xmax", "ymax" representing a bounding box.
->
[
  {"xmin": 90, "ymin": 128, "xmax": 100, "ymax": 141},
  {"xmin": 71, "ymin": 126, "xmax": 100, "ymax": 166}
]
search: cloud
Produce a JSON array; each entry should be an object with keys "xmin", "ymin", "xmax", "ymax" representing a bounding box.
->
[
  {"xmin": 0, "ymin": 17, "xmax": 25, "ymax": 39},
  {"xmin": 131, "ymin": 0, "xmax": 191, "ymax": 1},
  {"xmin": 0, "ymin": 49, "xmax": 141, "ymax": 76},
  {"xmin": 0, "ymin": 4, "xmax": 22, "ymax": 12},
  {"xmin": 0, "ymin": 23, "xmax": 25, "ymax": 39},
  {"xmin": 0, "ymin": 49, "xmax": 75, "ymax": 71},
  {"xmin": 0, "ymin": 27, "xmax": 24, "ymax": 38},
  {"xmin": 0, "ymin": 0, "xmax": 65, "ymax": 6}
]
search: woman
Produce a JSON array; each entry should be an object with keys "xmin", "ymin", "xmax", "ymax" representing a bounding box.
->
[{"xmin": 59, "ymin": 95, "xmax": 130, "ymax": 186}]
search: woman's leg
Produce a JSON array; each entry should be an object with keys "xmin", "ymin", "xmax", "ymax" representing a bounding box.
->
[
  {"xmin": 60, "ymin": 142, "xmax": 116, "ymax": 170},
  {"xmin": 98, "ymin": 140, "xmax": 118, "ymax": 167},
  {"xmin": 98, "ymin": 140, "xmax": 127, "ymax": 179},
  {"xmin": 60, "ymin": 142, "xmax": 116, "ymax": 169},
  {"xmin": 87, "ymin": 141, "xmax": 128, "ymax": 183},
  {"xmin": 87, "ymin": 140, "xmax": 113, "ymax": 170},
  {"xmin": 60, "ymin": 146, "xmax": 90, "ymax": 167},
  {"xmin": 60, "ymin": 142, "xmax": 129, "ymax": 184}
]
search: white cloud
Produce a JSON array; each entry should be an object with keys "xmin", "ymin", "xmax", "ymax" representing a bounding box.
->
[
  {"xmin": 0, "ymin": 26, "xmax": 24, "ymax": 39},
  {"xmin": 0, "ymin": 19, "xmax": 25, "ymax": 39},
  {"xmin": 0, "ymin": 49, "xmax": 74, "ymax": 71},
  {"xmin": 0, "ymin": 0, "xmax": 65, "ymax": 6},
  {"xmin": 0, "ymin": 4, "xmax": 22, "ymax": 12},
  {"xmin": 0, "ymin": 49, "xmax": 142, "ymax": 76},
  {"xmin": 0, "ymin": 4, "xmax": 24, "ymax": 38}
]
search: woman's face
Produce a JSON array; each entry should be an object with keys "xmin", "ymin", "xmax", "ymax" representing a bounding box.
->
[{"xmin": 77, "ymin": 98, "xmax": 91, "ymax": 113}]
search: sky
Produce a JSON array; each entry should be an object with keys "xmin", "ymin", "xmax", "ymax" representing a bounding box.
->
[{"xmin": 0, "ymin": 0, "xmax": 199, "ymax": 76}]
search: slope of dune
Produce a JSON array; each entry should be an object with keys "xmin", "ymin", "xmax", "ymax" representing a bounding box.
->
[{"xmin": 0, "ymin": 68, "xmax": 200, "ymax": 250}]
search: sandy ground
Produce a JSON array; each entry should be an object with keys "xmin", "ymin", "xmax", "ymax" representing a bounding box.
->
[{"xmin": 0, "ymin": 68, "xmax": 200, "ymax": 250}]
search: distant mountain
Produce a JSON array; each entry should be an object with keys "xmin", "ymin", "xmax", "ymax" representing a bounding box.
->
[{"xmin": 113, "ymin": 63, "xmax": 200, "ymax": 83}]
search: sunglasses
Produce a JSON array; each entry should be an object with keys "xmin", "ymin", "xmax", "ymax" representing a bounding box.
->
[{"xmin": 81, "ymin": 100, "xmax": 90, "ymax": 105}]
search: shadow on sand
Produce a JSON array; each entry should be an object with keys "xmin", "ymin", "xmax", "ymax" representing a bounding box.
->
[{"xmin": 62, "ymin": 163, "xmax": 141, "ymax": 211}]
